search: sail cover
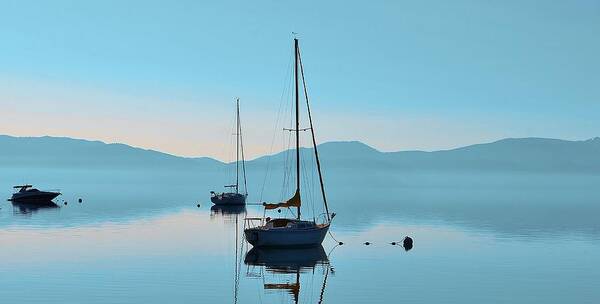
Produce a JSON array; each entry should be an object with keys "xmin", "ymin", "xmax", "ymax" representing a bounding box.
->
[{"xmin": 263, "ymin": 190, "xmax": 301, "ymax": 210}]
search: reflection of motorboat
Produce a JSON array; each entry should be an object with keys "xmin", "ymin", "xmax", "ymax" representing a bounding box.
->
[
  {"xmin": 244, "ymin": 246, "xmax": 331, "ymax": 304},
  {"xmin": 8, "ymin": 185, "xmax": 61, "ymax": 203},
  {"xmin": 243, "ymin": 38, "xmax": 334, "ymax": 248},
  {"xmin": 211, "ymin": 98, "xmax": 248, "ymax": 206},
  {"xmin": 210, "ymin": 204, "xmax": 247, "ymax": 216},
  {"xmin": 11, "ymin": 200, "xmax": 59, "ymax": 214}
]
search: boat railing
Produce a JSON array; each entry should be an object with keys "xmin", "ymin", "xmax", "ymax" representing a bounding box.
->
[
  {"xmin": 244, "ymin": 217, "xmax": 264, "ymax": 229},
  {"xmin": 314, "ymin": 213, "xmax": 330, "ymax": 225}
]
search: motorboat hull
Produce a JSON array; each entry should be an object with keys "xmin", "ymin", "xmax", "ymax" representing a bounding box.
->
[
  {"xmin": 211, "ymin": 192, "xmax": 246, "ymax": 206},
  {"xmin": 245, "ymin": 223, "xmax": 329, "ymax": 248},
  {"xmin": 9, "ymin": 191, "xmax": 60, "ymax": 203}
]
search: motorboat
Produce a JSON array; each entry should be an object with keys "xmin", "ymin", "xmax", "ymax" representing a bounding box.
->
[{"xmin": 8, "ymin": 185, "xmax": 60, "ymax": 203}]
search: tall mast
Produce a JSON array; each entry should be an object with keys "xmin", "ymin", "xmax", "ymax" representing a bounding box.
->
[
  {"xmin": 236, "ymin": 98, "xmax": 240, "ymax": 194},
  {"xmin": 294, "ymin": 38, "xmax": 301, "ymax": 220}
]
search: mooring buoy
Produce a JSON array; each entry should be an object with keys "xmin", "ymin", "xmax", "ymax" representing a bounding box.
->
[{"xmin": 403, "ymin": 236, "xmax": 413, "ymax": 251}]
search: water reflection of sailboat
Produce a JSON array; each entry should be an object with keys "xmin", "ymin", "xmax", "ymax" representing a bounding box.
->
[
  {"xmin": 210, "ymin": 205, "xmax": 247, "ymax": 216},
  {"xmin": 11, "ymin": 200, "xmax": 59, "ymax": 215},
  {"xmin": 244, "ymin": 246, "xmax": 331, "ymax": 304}
]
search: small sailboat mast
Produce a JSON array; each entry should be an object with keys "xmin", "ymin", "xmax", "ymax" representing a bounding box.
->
[
  {"xmin": 234, "ymin": 97, "xmax": 248, "ymax": 196},
  {"xmin": 235, "ymin": 98, "xmax": 240, "ymax": 193},
  {"xmin": 236, "ymin": 98, "xmax": 240, "ymax": 194}
]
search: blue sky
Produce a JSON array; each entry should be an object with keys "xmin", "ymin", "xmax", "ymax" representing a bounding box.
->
[{"xmin": 1, "ymin": 0, "xmax": 598, "ymax": 160}]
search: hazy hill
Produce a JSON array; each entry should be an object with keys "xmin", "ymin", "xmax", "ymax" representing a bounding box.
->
[
  {"xmin": 251, "ymin": 138, "xmax": 600, "ymax": 173},
  {"xmin": 1, "ymin": 135, "xmax": 599, "ymax": 173},
  {"xmin": 382, "ymin": 137, "xmax": 600, "ymax": 172},
  {"xmin": 0, "ymin": 135, "xmax": 221, "ymax": 169}
]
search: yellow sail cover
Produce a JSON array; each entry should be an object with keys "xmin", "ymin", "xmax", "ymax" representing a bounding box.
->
[{"xmin": 263, "ymin": 190, "xmax": 301, "ymax": 210}]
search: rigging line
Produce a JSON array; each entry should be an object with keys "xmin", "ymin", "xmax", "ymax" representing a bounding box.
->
[
  {"xmin": 317, "ymin": 263, "xmax": 330, "ymax": 304},
  {"xmin": 238, "ymin": 102, "xmax": 248, "ymax": 196},
  {"xmin": 327, "ymin": 230, "xmax": 342, "ymax": 245},
  {"xmin": 280, "ymin": 130, "xmax": 292, "ymax": 201},
  {"xmin": 299, "ymin": 146, "xmax": 316, "ymax": 219},
  {"xmin": 259, "ymin": 47, "xmax": 294, "ymax": 202},
  {"xmin": 284, "ymin": 70, "xmax": 295, "ymax": 200},
  {"xmin": 221, "ymin": 104, "xmax": 238, "ymax": 188},
  {"xmin": 298, "ymin": 46, "xmax": 330, "ymax": 221},
  {"xmin": 326, "ymin": 243, "xmax": 341, "ymax": 258},
  {"xmin": 229, "ymin": 104, "xmax": 239, "ymax": 187},
  {"xmin": 285, "ymin": 123, "xmax": 294, "ymax": 198},
  {"xmin": 234, "ymin": 215, "xmax": 239, "ymax": 304}
]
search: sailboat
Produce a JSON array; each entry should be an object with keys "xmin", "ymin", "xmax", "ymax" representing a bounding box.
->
[
  {"xmin": 244, "ymin": 38, "xmax": 334, "ymax": 248},
  {"xmin": 211, "ymin": 98, "xmax": 248, "ymax": 206}
]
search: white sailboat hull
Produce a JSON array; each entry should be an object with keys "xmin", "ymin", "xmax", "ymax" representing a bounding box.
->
[{"xmin": 245, "ymin": 223, "xmax": 329, "ymax": 248}]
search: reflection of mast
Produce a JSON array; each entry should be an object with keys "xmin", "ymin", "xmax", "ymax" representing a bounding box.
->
[
  {"xmin": 233, "ymin": 215, "xmax": 238, "ymax": 304},
  {"xmin": 264, "ymin": 270, "xmax": 300, "ymax": 303}
]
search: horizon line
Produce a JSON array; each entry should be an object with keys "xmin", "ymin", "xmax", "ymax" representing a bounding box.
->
[{"xmin": 1, "ymin": 133, "xmax": 598, "ymax": 163}]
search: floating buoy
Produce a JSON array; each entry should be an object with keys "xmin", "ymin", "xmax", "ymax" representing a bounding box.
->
[
  {"xmin": 78, "ymin": 198, "xmax": 82, "ymax": 203},
  {"xmin": 197, "ymin": 204, "xmax": 200, "ymax": 208},
  {"xmin": 64, "ymin": 201, "xmax": 68, "ymax": 205},
  {"xmin": 364, "ymin": 242, "xmax": 370, "ymax": 245},
  {"xmin": 403, "ymin": 236, "xmax": 413, "ymax": 251}
]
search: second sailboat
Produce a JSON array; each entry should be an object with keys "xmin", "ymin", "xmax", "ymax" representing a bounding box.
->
[{"xmin": 211, "ymin": 98, "xmax": 248, "ymax": 206}]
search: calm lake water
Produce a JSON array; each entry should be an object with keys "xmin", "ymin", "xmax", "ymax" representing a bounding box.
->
[{"xmin": 1, "ymin": 169, "xmax": 599, "ymax": 303}]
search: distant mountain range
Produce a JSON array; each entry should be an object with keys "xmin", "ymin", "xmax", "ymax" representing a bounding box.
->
[{"xmin": 1, "ymin": 135, "xmax": 599, "ymax": 173}]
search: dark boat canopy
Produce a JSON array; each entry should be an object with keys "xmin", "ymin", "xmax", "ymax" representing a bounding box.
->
[{"xmin": 13, "ymin": 185, "xmax": 33, "ymax": 189}]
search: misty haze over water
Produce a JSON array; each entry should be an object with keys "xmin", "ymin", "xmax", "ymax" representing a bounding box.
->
[{"xmin": 0, "ymin": 135, "xmax": 599, "ymax": 303}]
